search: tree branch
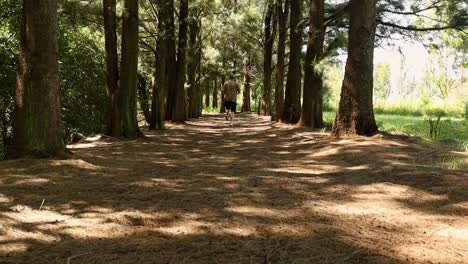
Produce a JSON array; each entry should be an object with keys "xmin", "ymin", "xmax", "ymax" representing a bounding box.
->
[{"xmin": 377, "ymin": 20, "xmax": 464, "ymax": 32}]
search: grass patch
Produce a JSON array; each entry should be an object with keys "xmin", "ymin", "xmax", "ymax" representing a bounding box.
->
[
  {"xmin": 440, "ymin": 155, "xmax": 468, "ymax": 170},
  {"xmin": 324, "ymin": 111, "xmax": 467, "ymax": 152}
]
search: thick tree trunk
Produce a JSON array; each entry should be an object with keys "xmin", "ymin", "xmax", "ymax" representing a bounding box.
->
[
  {"xmin": 212, "ymin": 78, "xmax": 218, "ymax": 108},
  {"xmin": 9, "ymin": 0, "xmax": 66, "ymax": 158},
  {"xmin": 187, "ymin": 16, "xmax": 201, "ymax": 118},
  {"xmin": 103, "ymin": 0, "xmax": 121, "ymax": 137},
  {"xmin": 298, "ymin": 0, "xmax": 325, "ymax": 128},
  {"xmin": 171, "ymin": 0, "xmax": 189, "ymax": 122},
  {"xmin": 165, "ymin": 0, "xmax": 177, "ymax": 121},
  {"xmin": 273, "ymin": 0, "xmax": 289, "ymax": 121},
  {"xmin": 331, "ymin": 0, "xmax": 378, "ymax": 137},
  {"xmin": 149, "ymin": 0, "xmax": 172, "ymax": 130},
  {"xmin": 242, "ymin": 55, "xmax": 251, "ymax": 112},
  {"xmin": 137, "ymin": 74, "xmax": 151, "ymax": 123},
  {"xmin": 119, "ymin": 0, "xmax": 140, "ymax": 138},
  {"xmin": 281, "ymin": 0, "xmax": 302, "ymax": 123},
  {"xmin": 261, "ymin": 0, "xmax": 275, "ymax": 116}
]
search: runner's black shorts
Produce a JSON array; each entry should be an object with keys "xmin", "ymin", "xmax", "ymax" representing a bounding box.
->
[{"xmin": 225, "ymin": 101, "xmax": 236, "ymax": 112}]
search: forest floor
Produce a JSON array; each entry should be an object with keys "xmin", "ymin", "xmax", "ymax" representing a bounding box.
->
[{"xmin": 0, "ymin": 113, "xmax": 467, "ymax": 264}]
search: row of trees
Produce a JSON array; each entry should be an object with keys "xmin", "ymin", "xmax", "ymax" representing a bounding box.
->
[
  {"xmin": 254, "ymin": 0, "xmax": 466, "ymax": 136},
  {"xmin": 4, "ymin": 0, "xmax": 466, "ymax": 158}
]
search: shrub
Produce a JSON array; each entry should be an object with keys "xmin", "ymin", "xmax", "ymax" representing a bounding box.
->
[{"xmin": 424, "ymin": 108, "xmax": 447, "ymax": 138}]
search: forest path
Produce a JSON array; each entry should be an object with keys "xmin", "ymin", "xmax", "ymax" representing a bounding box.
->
[{"xmin": 0, "ymin": 113, "xmax": 467, "ymax": 263}]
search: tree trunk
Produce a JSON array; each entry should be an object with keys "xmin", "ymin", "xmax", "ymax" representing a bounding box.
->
[
  {"xmin": 331, "ymin": 0, "xmax": 378, "ymax": 137},
  {"xmin": 298, "ymin": 0, "xmax": 325, "ymax": 128},
  {"xmin": 9, "ymin": 0, "xmax": 66, "ymax": 158},
  {"xmin": 220, "ymin": 75, "xmax": 226, "ymax": 113},
  {"xmin": 171, "ymin": 0, "xmax": 189, "ymax": 122},
  {"xmin": 212, "ymin": 78, "xmax": 218, "ymax": 108},
  {"xmin": 149, "ymin": 67, "xmax": 165, "ymax": 130},
  {"xmin": 242, "ymin": 55, "xmax": 251, "ymax": 112},
  {"xmin": 197, "ymin": 47, "xmax": 203, "ymax": 116},
  {"xmin": 149, "ymin": 0, "xmax": 172, "ymax": 130},
  {"xmin": 187, "ymin": 16, "xmax": 201, "ymax": 118},
  {"xmin": 165, "ymin": 0, "xmax": 176, "ymax": 121},
  {"xmin": 261, "ymin": 0, "xmax": 275, "ymax": 116},
  {"xmin": 205, "ymin": 89, "xmax": 210, "ymax": 108},
  {"xmin": 273, "ymin": 0, "xmax": 289, "ymax": 121},
  {"xmin": 281, "ymin": 0, "xmax": 302, "ymax": 123},
  {"xmin": 137, "ymin": 74, "xmax": 151, "ymax": 123},
  {"xmin": 103, "ymin": 0, "xmax": 121, "ymax": 137},
  {"xmin": 119, "ymin": 0, "xmax": 140, "ymax": 138}
]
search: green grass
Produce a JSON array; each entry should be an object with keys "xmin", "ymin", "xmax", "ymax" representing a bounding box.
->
[
  {"xmin": 325, "ymin": 102, "xmax": 466, "ymax": 118},
  {"xmin": 324, "ymin": 112, "xmax": 467, "ymax": 151},
  {"xmin": 324, "ymin": 111, "xmax": 467, "ymax": 170},
  {"xmin": 441, "ymin": 155, "xmax": 468, "ymax": 170}
]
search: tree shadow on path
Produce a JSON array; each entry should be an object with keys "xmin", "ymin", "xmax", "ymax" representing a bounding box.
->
[{"xmin": 0, "ymin": 113, "xmax": 466, "ymax": 263}]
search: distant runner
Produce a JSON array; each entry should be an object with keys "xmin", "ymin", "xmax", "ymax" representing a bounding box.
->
[{"xmin": 223, "ymin": 75, "xmax": 241, "ymax": 127}]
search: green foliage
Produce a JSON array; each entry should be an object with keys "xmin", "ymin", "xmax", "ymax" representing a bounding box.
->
[
  {"xmin": 374, "ymin": 63, "xmax": 391, "ymax": 100},
  {"xmin": 422, "ymin": 47, "xmax": 465, "ymax": 103},
  {"xmin": 0, "ymin": 4, "xmax": 107, "ymax": 159},
  {"xmin": 0, "ymin": 0, "xmax": 20, "ymax": 159},
  {"xmin": 0, "ymin": 39, "xmax": 16, "ymax": 159},
  {"xmin": 322, "ymin": 63, "xmax": 343, "ymax": 109},
  {"xmin": 58, "ymin": 27, "xmax": 107, "ymax": 138},
  {"xmin": 442, "ymin": 155, "xmax": 468, "ymax": 170},
  {"xmin": 374, "ymin": 104, "xmax": 424, "ymax": 117},
  {"xmin": 424, "ymin": 108, "xmax": 447, "ymax": 118},
  {"xmin": 424, "ymin": 108, "xmax": 447, "ymax": 138}
]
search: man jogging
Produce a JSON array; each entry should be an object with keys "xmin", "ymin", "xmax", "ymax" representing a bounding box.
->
[{"xmin": 223, "ymin": 75, "xmax": 240, "ymax": 127}]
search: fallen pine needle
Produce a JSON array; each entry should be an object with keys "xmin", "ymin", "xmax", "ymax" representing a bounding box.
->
[{"xmin": 39, "ymin": 199, "xmax": 45, "ymax": 210}]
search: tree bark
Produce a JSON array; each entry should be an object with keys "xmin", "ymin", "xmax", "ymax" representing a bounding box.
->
[
  {"xmin": 197, "ymin": 48, "xmax": 203, "ymax": 116},
  {"xmin": 165, "ymin": 0, "xmax": 177, "ymax": 121},
  {"xmin": 149, "ymin": 0, "xmax": 172, "ymax": 130},
  {"xmin": 273, "ymin": 0, "xmax": 289, "ymax": 121},
  {"xmin": 103, "ymin": 0, "xmax": 121, "ymax": 137},
  {"xmin": 212, "ymin": 78, "xmax": 218, "ymax": 108},
  {"xmin": 171, "ymin": 0, "xmax": 189, "ymax": 122},
  {"xmin": 9, "ymin": 0, "xmax": 66, "ymax": 158},
  {"xmin": 261, "ymin": 0, "xmax": 275, "ymax": 116},
  {"xmin": 331, "ymin": 0, "xmax": 378, "ymax": 137},
  {"xmin": 220, "ymin": 75, "xmax": 226, "ymax": 113},
  {"xmin": 149, "ymin": 67, "xmax": 165, "ymax": 130},
  {"xmin": 281, "ymin": 0, "xmax": 302, "ymax": 123},
  {"xmin": 205, "ymin": 89, "xmax": 210, "ymax": 108},
  {"xmin": 298, "ymin": 0, "xmax": 325, "ymax": 128},
  {"xmin": 119, "ymin": 0, "xmax": 140, "ymax": 138},
  {"xmin": 187, "ymin": 16, "xmax": 201, "ymax": 118},
  {"xmin": 242, "ymin": 55, "xmax": 251, "ymax": 112}
]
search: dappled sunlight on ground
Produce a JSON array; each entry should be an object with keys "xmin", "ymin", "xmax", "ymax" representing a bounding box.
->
[{"xmin": 0, "ymin": 113, "xmax": 466, "ymax": 263}]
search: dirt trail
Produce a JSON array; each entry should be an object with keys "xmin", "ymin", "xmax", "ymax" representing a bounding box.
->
[{"xmin": 0, "ymin": 113, "xmax": 467, "ymax": 264}]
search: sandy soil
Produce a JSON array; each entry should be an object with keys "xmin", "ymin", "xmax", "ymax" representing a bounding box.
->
[{"xmin": 0, "ymin": 113, "xmax": 467, "ymax": 264}]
